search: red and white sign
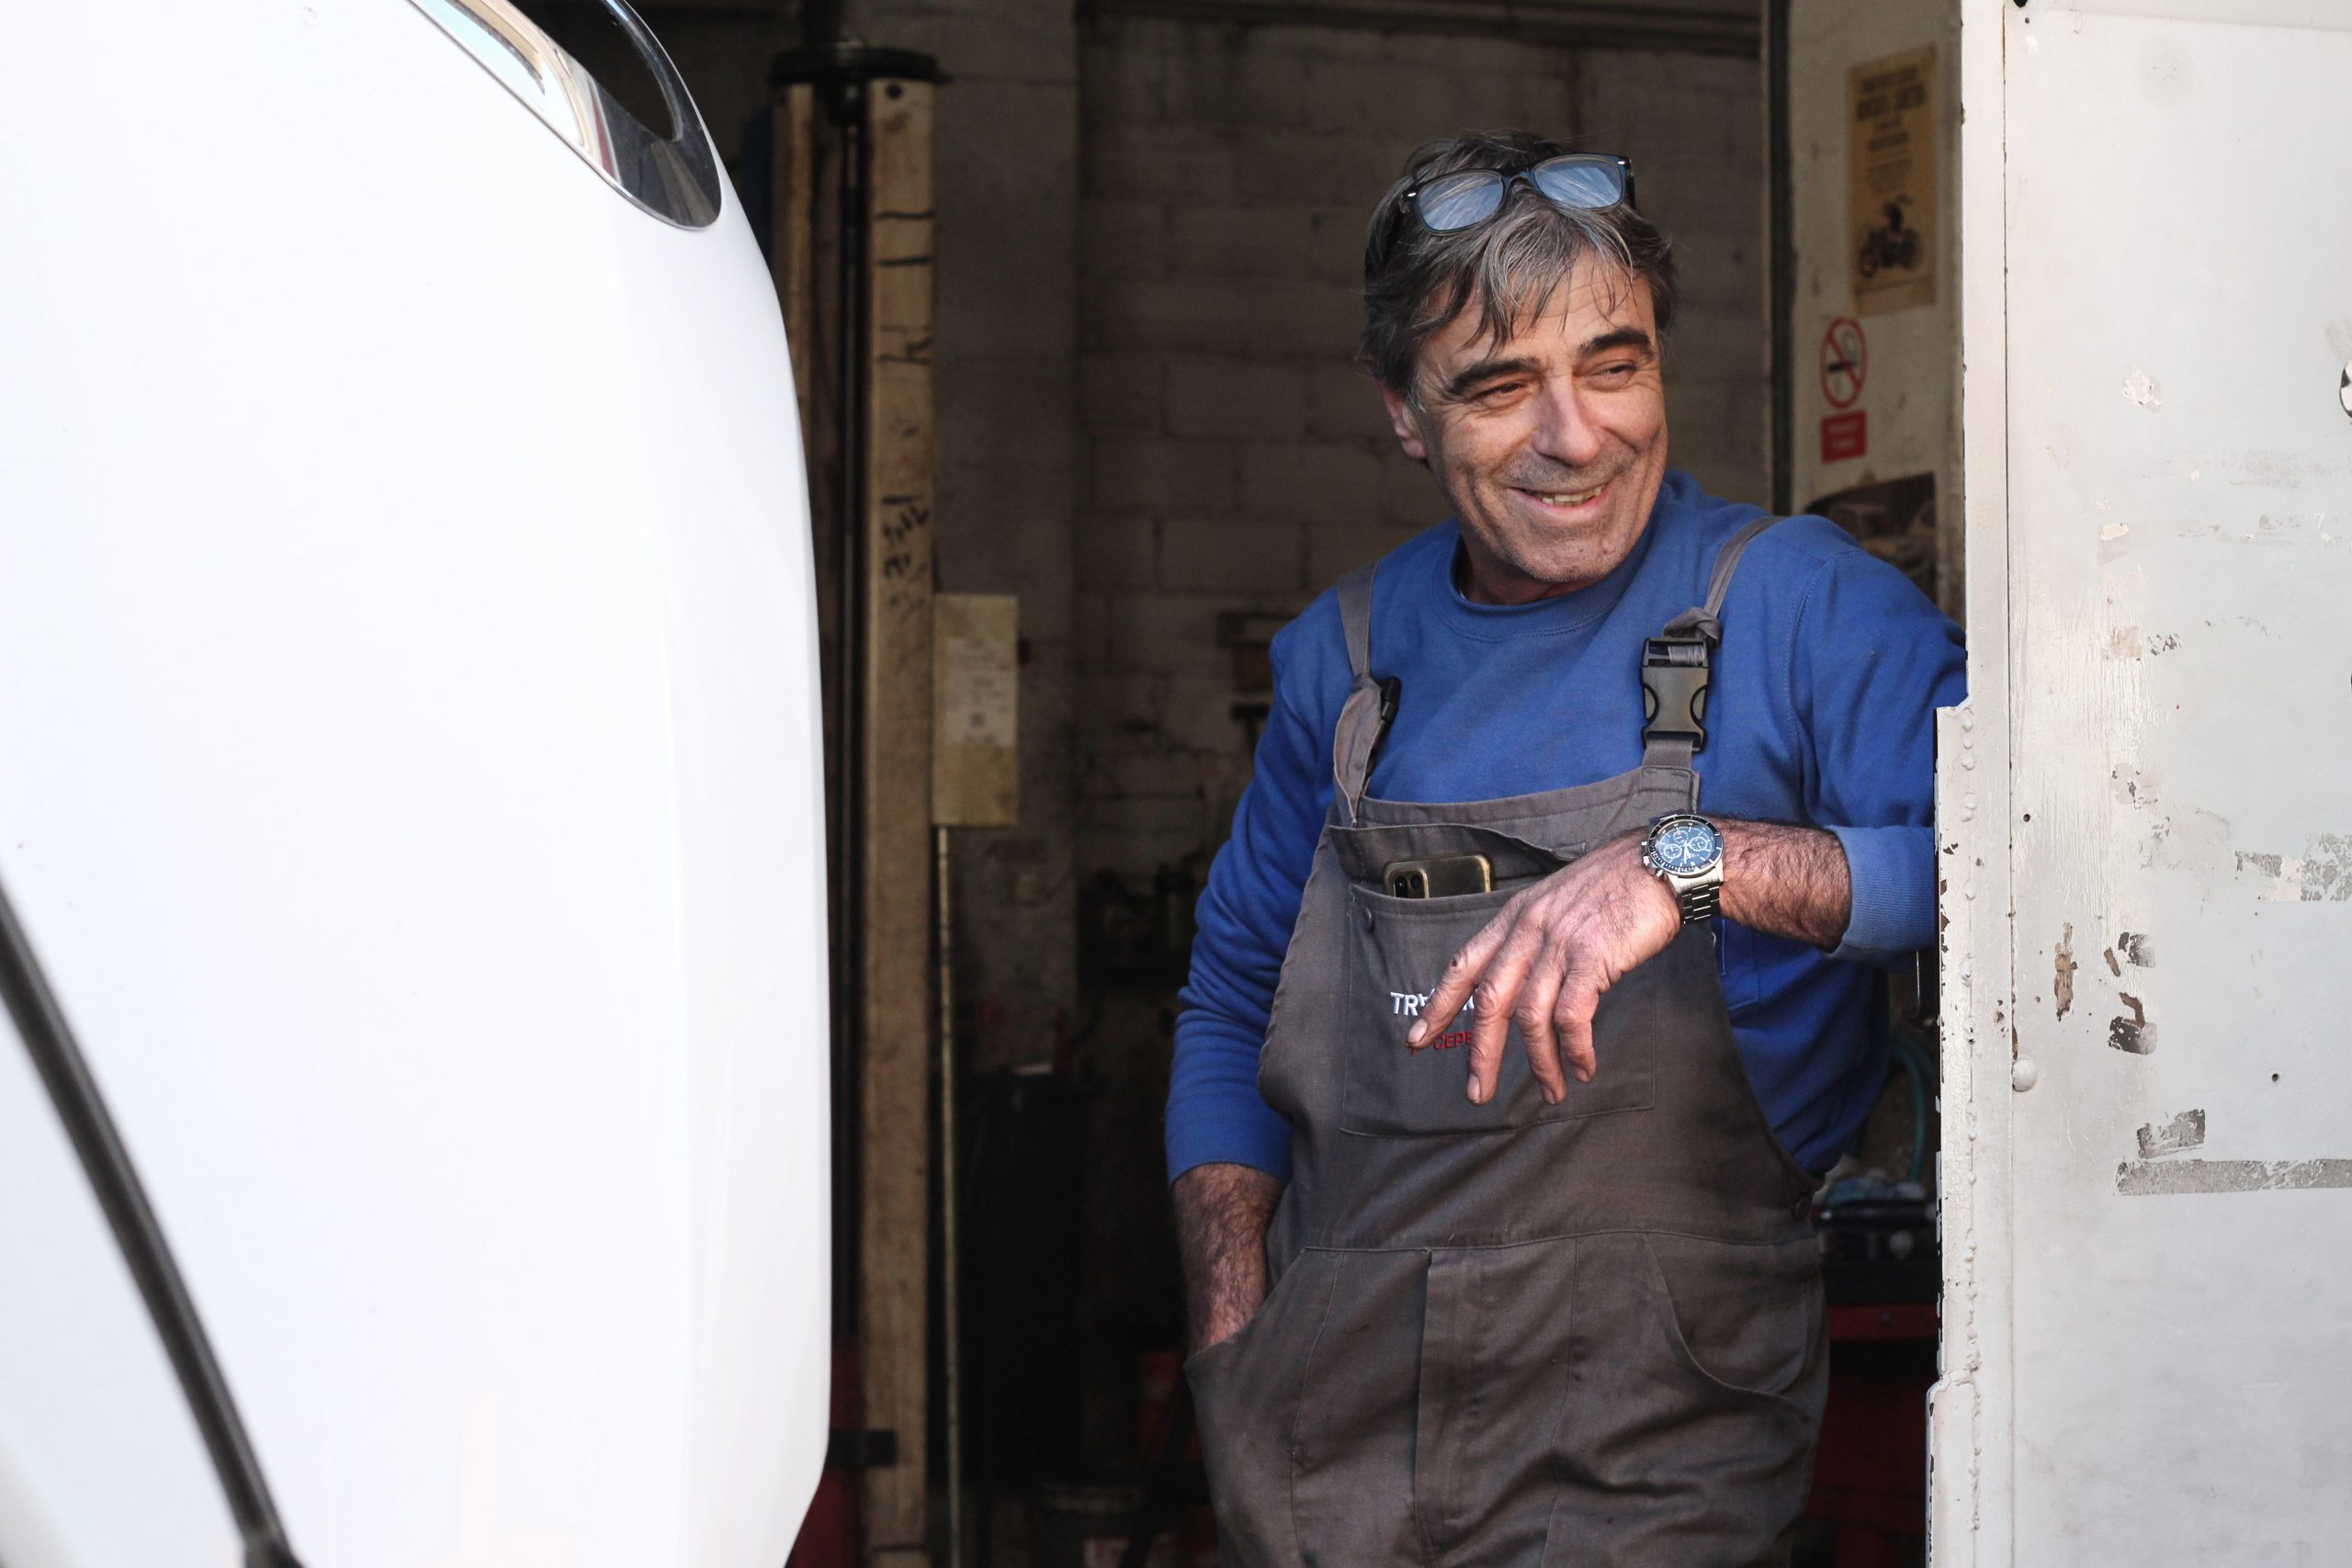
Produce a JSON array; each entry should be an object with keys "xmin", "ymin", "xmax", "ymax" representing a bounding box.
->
[
  {"xmin": 1820, "ymin": 317, "xmax": 1867, "ymax": 410},
  {"xmin": 1820, "ymin": 411, "xmax": 1868, "ymax": 462}
]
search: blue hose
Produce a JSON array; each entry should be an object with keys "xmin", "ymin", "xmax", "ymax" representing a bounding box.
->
[{"xmin": 1887, "ymin": 1024, "xmax": 1936, "ymax": 1185}]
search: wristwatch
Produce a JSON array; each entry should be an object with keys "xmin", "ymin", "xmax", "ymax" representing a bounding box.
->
[{"xmin": 1641, "ymin": 813, "xmax": 1725, "ymax": 924}]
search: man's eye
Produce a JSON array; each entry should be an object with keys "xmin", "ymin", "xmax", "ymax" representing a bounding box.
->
[
  {"xmin": 1473, "ymin": 380, "xmax": 1527, "ymax": 402},
  {"xmin": 1592, "ymin": 361, "xmax": 1638, "ymax": 382}
]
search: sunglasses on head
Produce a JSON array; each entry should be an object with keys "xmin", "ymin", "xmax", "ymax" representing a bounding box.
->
[{"xmin": 1403, "ymin": 153, "xmax": 1635, "ymax": 234}]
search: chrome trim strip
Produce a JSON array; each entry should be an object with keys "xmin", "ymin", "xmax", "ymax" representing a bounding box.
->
[{"xmin": 407, "ymin": 0, "xmax": 723, "ymax": 229}]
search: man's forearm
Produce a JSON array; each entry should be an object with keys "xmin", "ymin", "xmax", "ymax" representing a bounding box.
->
[
  {"xmin": 1719, "ymin": 820, "xmax": 1852, "ymax": 950},
  {"xmin": 1171, "ymin": 1161, "xmax": 1283, "ymax": 1357}
]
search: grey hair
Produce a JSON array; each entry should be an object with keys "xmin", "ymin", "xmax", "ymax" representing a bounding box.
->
[{"xmin": 1360, "ymin": 130, "xmax": 1679, "ymax": 405}]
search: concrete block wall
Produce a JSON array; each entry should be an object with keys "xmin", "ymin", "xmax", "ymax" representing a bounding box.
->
[{"xmin": 1074, "ymin": 16, "xmax": 1769, "ymax": 888}]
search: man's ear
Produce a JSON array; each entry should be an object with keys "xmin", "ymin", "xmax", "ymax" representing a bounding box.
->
[{"xmin": 1378, "ymin": 379, "xmax": 1430, "ymax": 464}]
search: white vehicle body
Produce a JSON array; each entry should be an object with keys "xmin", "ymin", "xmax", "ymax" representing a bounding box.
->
[{"xmin": 0, "ymin": 4, "xmax": 830, "ymax": 1564}]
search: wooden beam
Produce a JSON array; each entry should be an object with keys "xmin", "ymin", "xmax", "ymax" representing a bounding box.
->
[{"xmin": 858, "ymin": 74, "xmax": 936, "ymax": 1567}]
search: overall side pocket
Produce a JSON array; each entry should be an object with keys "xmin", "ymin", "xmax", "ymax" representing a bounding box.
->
[{"xmin": 1186, "ymin": 1251, "xmax": 1336, "ymax": 1566}]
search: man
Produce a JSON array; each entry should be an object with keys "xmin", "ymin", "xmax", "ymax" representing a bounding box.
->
[{"xmin": 1166, "ymin": 130, "xmax": 1962, "ymax": 1565}]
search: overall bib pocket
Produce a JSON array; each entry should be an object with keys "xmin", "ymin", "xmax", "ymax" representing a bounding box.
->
[{"xmin": 1338, "ymin": 881, "xmax": 1657, "ymax": 1136}]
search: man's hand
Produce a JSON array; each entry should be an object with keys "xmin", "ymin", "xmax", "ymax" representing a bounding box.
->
[
  {"xmin": 1171, "ymin": 1162, "xmax": 1283, "ymax": 1358},
  {"xmin": 1407, "ymin": 832, "xmax": 1680, "ymax": 1106},
  {"xmin": 1406, "ymin": 821, "xmax": 1853, "ymax": 1107}
]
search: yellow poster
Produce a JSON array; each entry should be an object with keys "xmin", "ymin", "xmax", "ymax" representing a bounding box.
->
[{"xmin": 1848, "ymin": 45, "xmax": 1937, "ymax": 315}]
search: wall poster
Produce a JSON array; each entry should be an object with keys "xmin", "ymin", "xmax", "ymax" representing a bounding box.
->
[{"xmin": 1848, "ymin": 45, "xmax": 1937, "ymax": 315}]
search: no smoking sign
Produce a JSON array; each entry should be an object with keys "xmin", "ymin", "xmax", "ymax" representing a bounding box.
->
[
  {"xmin": 1820, "ymin": 317, "xmax": 1867, "ymax": 409},
  {"xmin": 1817, "ymin": 317, "xmax": 1869, "ymax": 462}
]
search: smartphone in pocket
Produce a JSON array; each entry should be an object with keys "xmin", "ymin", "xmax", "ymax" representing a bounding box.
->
[{"xmin": 1382, "ymin": 852, "xmax": 1494, "ymax": 899}]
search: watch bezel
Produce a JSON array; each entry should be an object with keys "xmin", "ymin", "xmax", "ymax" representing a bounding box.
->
[{"xmin": 1642, "ymin": 812, "xmax": 1724, "ymax": 877}]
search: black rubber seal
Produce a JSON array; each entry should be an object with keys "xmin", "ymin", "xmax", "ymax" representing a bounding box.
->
[{"xmin": 0, "ymin": 876, "xmax": 303, "ymax": 1568}]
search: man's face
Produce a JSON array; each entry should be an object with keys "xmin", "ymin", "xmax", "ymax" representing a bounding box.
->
[{"xmin": 1381, "ymin": 262, "xmax": 1669, "ymax": 604}]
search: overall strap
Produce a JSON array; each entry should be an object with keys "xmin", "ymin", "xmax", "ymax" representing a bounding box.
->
[
  {"xmin": 1336, "ymin": 561, "xmax": 1376, "ymax": 681},
  {"xmin": 1640, "ymin": 514, "xmax": 1781, "ymax": 773},
  {"xmin": 1329, "ymin": 562, "xmax": 1397, "ymax": 826}
]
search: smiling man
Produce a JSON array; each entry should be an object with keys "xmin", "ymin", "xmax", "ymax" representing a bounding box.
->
[{"xmin": 1167, "ymin": 131, "xmax": 1964, "ymax": 1564}]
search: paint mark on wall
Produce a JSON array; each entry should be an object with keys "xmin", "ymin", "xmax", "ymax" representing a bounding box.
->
[
  {"xmin": 2098, "ymin": 516, "xmax": 2137, "ymax": 565},
  {"xmin": 2222, "ymin": 450, "xmax": 2352, "ymax": 488},
  {"xmin": 2144, "ymin": 805, "xmax": 2230, "ymax": 873},
  {"xmin": 2122, "ymin": 368, "xmax": 2161, "ymax": 410},
  {"xmin": 2111, "ymin": 763, "xmax": 2160, "ymax": 805},
  {"xmin": 2119, "ymin": 1158, "xmax": 2352, "ymax": 1197},
  {"xmin": 2235, "ymin": 834, "xmax": 2352, "ymax": 900},
  {"xmin": 2101, "ymin": 626, "xmax": 2178, "ymax": 660},
  {"xmin": 2102, "ymin": 946, "xmax": 2121, "ymax": 976},
  {"xmin": 2053, "ymin": 924, "xmax": 2077, "ymax": 1021},
  {"xmin": 2117, "ymin": 931, "xmax": 2154, "ymax": 966},
  {"xmin": 2136, "ymin": 1109, "xmax": 2206, "ymax": 1158},
  {"xmin": 2109, "ymin": 993, "xmax": 2155, "ymax": 1055}
]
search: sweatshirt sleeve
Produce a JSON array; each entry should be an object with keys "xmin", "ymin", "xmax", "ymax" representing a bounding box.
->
[
  {"xmin": 1165, "ymin": 628, "xmax": 1334, "ymax": 1186},
  {"xmin": 1789, "ymin": 537, "xmax": 1967, "ymax": 964}
]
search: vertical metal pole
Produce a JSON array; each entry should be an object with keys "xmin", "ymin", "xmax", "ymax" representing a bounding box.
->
[
  {"xmin": 935, "ymin": 823, "xmax": 964, "ymax": 1568},
  {"xmin": 837, "ymin": 85, "xmax": 871, "ymax": 1348}
]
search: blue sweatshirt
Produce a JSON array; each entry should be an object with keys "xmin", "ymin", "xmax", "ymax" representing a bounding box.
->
[{"xmin": 1168, "ymin": 470, "xmax": 1965, "ymax": 1182}]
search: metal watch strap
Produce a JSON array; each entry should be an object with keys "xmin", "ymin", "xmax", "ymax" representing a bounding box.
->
[{"xmin": 1675, "ymin": 876, "xmax": 1722, "ymax": 924}]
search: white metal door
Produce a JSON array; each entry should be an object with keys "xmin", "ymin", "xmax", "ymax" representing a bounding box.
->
[{"xmin": 1939, "ymin": 1, "xmax": 2352, "ymax": 1560}]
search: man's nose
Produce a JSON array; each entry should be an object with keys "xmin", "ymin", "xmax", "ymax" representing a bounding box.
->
[{"xmin": 1528, "ymin": 378, "xmax": 1608, "ymax": 469}]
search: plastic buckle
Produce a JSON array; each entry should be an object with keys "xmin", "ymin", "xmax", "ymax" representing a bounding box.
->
[
  {"xmin": 1641, "ymin": 636, "xmax": 1712, "ymax": 751},
  {"xmin": 1364, "ymin": 674, "xmax": 1404, "ymax": 778}
]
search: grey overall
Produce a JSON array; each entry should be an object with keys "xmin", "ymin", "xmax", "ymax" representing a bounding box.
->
[{"xmin": 1186, "ymin": 517, "xmax": 1827, "ymax": 1567}]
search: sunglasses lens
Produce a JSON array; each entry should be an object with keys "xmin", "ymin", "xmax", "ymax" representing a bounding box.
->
[
  {"xmin": 1415, "ymin": 171, "xmax": 1506, "ymax": 232},
  {"xmin": 1529, "ymin": 157, "xmax": 1626, "ymax": 209}
]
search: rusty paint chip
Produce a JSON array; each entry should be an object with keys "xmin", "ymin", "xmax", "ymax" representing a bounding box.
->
[
  {"xmin": 2109, "ymin": 992, "xmax": 2155, "ymax": 1055},
  {"xmin": 2053, "ymin": 922, "xmax": 2077, "ymax": 1021}
]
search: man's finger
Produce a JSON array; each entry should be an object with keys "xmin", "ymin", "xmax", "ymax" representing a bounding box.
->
[
  {"xmin": 1513, "ymin": 942, "xmax": 1569, "ymax": 1104},
  {"xmin": 1553, "ymin": 967, "xmax": 1604, "ymax": 1082},
  {"xmin": 1464, "ymin": 922, "xmax": 1544, "ymax": 1104},
  {"xmin": 1406, "ymin": 902, "xmax": 1516, "ymax": 1046}
]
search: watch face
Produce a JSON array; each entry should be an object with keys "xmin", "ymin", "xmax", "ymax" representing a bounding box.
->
[{"xmin": 1650, "ymin": 818, "xmax": 1724, "ymax": 875}]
